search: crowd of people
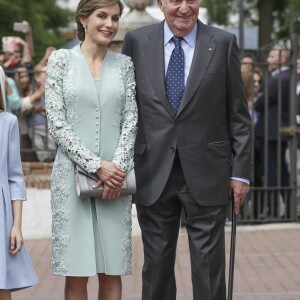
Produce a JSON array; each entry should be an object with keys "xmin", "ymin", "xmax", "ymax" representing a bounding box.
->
[
  {"xmin": 239, "ymin": 45, "xmax": 297, "ymax": 220},
  {"xmin": 0, "ymin": 20, "xmax": 57, "ymax": 162},
  {"xmin": 0, "ymin": 0, "xmax": 298, "ymax": 299}
]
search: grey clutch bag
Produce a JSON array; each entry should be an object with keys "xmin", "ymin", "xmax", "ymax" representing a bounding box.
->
[{"xmin": 75, "ymin": 164, "xmax": 136, "ymax": 197}]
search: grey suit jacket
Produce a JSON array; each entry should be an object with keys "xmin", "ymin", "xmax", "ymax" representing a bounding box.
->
[{"xmin": 122, "ymin": 20, "xmax": 252, "ymax": 206}]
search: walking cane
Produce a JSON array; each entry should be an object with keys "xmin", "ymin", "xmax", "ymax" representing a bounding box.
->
[{"xmin": 228, "ymin": 195, "xmax": 237, "ymax": 300}]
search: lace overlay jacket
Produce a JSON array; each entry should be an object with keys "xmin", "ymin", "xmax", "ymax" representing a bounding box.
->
[{"xmin": 45, "ymin": 46, "xmax": 137, "ymax": 276}]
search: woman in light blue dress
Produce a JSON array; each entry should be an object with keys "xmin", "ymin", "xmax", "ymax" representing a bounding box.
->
[
  {"xmin": 45, "ymin": 1, "xmax": 137, "ymax": 299},
  {"xmin": 0, "ymin": 66, "xmax": 39, "ymax": 299}
]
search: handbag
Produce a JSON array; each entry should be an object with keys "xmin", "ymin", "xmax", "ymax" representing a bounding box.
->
[{"xmin": 75, "ymin": 164, "xmax": 136, "ymax": 197}]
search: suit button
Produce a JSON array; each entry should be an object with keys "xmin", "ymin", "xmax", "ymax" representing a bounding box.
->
[
  {"xmin": 175, "ymin": 123, "xmax": 180, "ymax": 127},
  {"xmin": 170, "ymin": 147, "xmax": 175, "ymax": 152}
]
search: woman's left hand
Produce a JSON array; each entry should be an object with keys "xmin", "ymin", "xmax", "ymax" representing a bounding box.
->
[
  {"xmin": 93, "ymin": 179, "xmax": 121, "ymax": 199},
  {"xmin": 101, "ymin": 184, "xmax": 121, "ymax": 200},
  {"xmin": 9, "ymin": 226, "xmax": 24, "ymax": 255}
]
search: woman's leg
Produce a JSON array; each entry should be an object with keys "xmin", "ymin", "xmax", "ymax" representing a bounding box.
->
[
  {"xmin": 65, "ymin": 276, "xmax": 89, "ymax": 300},
  {"xmin": 0, "ymin": 290, "xmax": 11, "ymax": 300},
  {"xmin": 98, "ymin": 274, "xmax": 121, "ymax": 300}
]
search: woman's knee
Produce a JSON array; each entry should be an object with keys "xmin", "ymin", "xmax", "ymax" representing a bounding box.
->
[
  {"xmin": 98, "ymin": 274, "xmax": 121, "ymax": 286},
  {"xmin": 65, "ymin": 276, "xmax": 88, "ymax": 290}
]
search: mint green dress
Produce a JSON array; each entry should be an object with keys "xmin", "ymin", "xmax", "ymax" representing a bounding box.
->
[{"xmin": 45, "ymin": 45, "xmax": 137, "ymax": 276}]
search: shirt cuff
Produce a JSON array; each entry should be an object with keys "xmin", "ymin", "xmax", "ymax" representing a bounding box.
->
[{"xmin": 231, "ymin": 177, "xmax": 250, "ymax": 185}]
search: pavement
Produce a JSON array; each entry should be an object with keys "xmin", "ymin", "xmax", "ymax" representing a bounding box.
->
[{"xmin": 12, "ymin": 217, "xmax": 300, "ymax": 300}]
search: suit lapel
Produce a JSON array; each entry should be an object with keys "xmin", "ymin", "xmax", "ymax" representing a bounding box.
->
[
  {"xmin": 177, "ymin": 22, "xmax": 216, "ymax": 116},
  {"xmin": 143, "ymin": 23, "xmax": 175, "ymax": 118}
]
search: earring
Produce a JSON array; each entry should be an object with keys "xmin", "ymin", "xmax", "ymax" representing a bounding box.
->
[{"xmin": 82, "ymin": 24, "xmax": 87, "ymax": 31}]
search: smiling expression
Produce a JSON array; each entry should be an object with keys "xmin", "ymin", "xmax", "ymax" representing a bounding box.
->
[
  {"xmin": 81, "ymin": 4, "xmax": 121, "ymax": 46},
  {"xmin": 158, "ymin": 0, "xmax": 199, "ymax": 37}
]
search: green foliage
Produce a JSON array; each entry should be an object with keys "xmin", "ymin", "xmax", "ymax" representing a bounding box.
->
[
  {"xmin": 201, "ymin": 0, "xmax": 300, "ymax": 46},
  {"xmin": 0, "ymin": 0, "xmax": 73, "ymax": 62},
  {"xmin": 201, "ymin": 0, "xmax": 235, "ymax": 25}
]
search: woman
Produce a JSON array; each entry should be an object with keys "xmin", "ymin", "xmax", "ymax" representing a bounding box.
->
[
  {"xmin": 242, "ymin": 67, "xmax": 263, "ymax": 124},
  {"xmin": 0, "ymin": 66, "xmax": 38, "ymax": 299},
  {"xmin": 45, "ymin": 1, "xmax": 137, "ymax": 299}
]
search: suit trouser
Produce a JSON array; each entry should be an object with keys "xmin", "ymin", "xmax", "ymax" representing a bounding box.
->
[
  {"xmin": 257, "ymin": 140, "xmax": 290, "ymax": 217},
  {"xmin": 136, "ymin": 158, "xmax": 227, "ymax": 300}
]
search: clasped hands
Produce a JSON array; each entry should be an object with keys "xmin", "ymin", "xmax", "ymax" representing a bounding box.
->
[{"xmin": 93, "ymin": 161, "xmax": 125, "ymax": 200}]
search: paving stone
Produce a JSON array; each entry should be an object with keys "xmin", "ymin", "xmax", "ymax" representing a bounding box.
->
[{"xmin": 12, "ymin": 225, "xmax": 300, "ymax": 299}]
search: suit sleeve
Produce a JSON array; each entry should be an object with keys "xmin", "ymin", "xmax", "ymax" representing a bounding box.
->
[
  {"xmin": 255, "ymin": 76, "xmax": 280, "ymax": 113},
  {"xmin": 122, "ymin": 32, "xmax": 133, "ymax": 58},
  {"xmin": 227, "ymin": 35, "xmax": 252, "ymax": 180},
  {"xmin": 8, "ymin": 116, "xmax": 26, "ymax": 201}
]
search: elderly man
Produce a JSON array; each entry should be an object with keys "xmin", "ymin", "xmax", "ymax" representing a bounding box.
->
[{"xmin": 123, "ymin": 0, "xmax": 252, "ymax": 299}]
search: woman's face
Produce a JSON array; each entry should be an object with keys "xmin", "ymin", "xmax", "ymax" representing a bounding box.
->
[
  {"xmin": 83, "ymin": 4, "xmax": 121, "ymax": 46},
  {"xmin": 253, "ymin": 72, "xmax": 261, "ymax": 95},
  {"xmin": 14, "ymin": 67, "xmax": 30, "ymax": 90}
]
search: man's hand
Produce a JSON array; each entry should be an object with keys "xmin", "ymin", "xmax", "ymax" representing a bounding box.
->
[{"xmin": 230, "ymin": 179, "xmax": 250, "ymax": 215}]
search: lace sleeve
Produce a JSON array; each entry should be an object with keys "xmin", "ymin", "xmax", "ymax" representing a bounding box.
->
[
  {"xmin": 45, "ymin": 50, "xmax": 101, "ymax": 173},
  {"xmin": 112, "ymin": 57, "xmax": 138, "ymax": 172}
]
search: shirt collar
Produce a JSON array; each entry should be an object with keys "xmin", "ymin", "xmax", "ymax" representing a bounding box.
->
[
  {"xmin": 163, "ymin": 21, "xmax": 197, "ymax": 48},
  {"xmin": 271, "ymin": 66, "xmax": 289, "ymax": 77}
]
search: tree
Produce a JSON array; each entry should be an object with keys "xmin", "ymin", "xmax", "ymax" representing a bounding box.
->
[
  {"xmin": 201, "ymin": 0, "xmax": 300, "ymax": 49},
  {"xmin": 0, "ymin": 0, "xmax": 73, "ymax": 62}
]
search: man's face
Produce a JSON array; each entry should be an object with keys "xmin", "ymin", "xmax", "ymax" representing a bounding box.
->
[
  {"xmin": 241, "ymin": 57, "xmax": 253, "ymax": 72},
  {"xmin": 158, "ymin": 0, "xmax": 199, "ymax": 37},
  {"xmin": 267, "ymin": 48, "xmax": 288, "ymax": 72}
]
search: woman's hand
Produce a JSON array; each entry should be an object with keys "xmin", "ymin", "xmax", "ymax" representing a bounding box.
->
[
  {"xmin": 95, "ymin": 161, "xmax": 125, "ymax": 189},
  {"xmin": 9, "ymin": 225, "xmax": 24, "ymax": 255},
  {"xmin": 102, "ymin": 184, "xmax": 121, "ymax": 200}
]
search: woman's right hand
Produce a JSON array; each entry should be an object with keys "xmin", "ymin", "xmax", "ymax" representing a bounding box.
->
[
  {"xmin": 9, "ymin": 225, "xmax": 24, "ymax": 255},
  {"xmin": 94, "ymin": 161, "xmax": 125, "ymax": 199},
  {"xmin": 95, "ymin": 161, "xmax": 125, "ymax": 189}
]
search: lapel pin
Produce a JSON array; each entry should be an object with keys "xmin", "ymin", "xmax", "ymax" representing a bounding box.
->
[{"xmin": 209, "ymin": 48, "xmax": 213, "ymax": 51}]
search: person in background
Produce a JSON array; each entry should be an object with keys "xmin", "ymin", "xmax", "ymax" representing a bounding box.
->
[
  {"xmin": 0, "ymin": 66, "xmax": 39, "ymax": 300},
  {"xmin": 255, "ymin": 44, "xmax": 291, "ymax": 218},
  {"xmin": 295, "ymin": 57, "xmax": 300, "ymax": 217},
  {"xmin": 45, "ymin": 0, "xmax": 137, "ymax": 299},
  {"xmin": 241, "ymin": 67, "xmax": 264, "ymax": 218},
  {"xmin": 27, "ymin": 64, "xmax": 56, "ymax": 162},
  {"xmin": 122, "ymin": 0, "xmax": 252, "ymax": 299},
  {"xmin": 38, "ymin": 46, "xmax": 56, "ymax": 67},
  {"xmin": 240, "ymin": 52, "xmax": 256, "ymax": 73},
  {"xmin": 2, "ymin": 21, "xmax": 34, "ymax": 72},
  {"xmin": 4, "ymin": 74, "xmax": 21, "ymax": 113},
  {"xmin": 12, "ymin": 66, "xmax": 37, "ymax": 161}
]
